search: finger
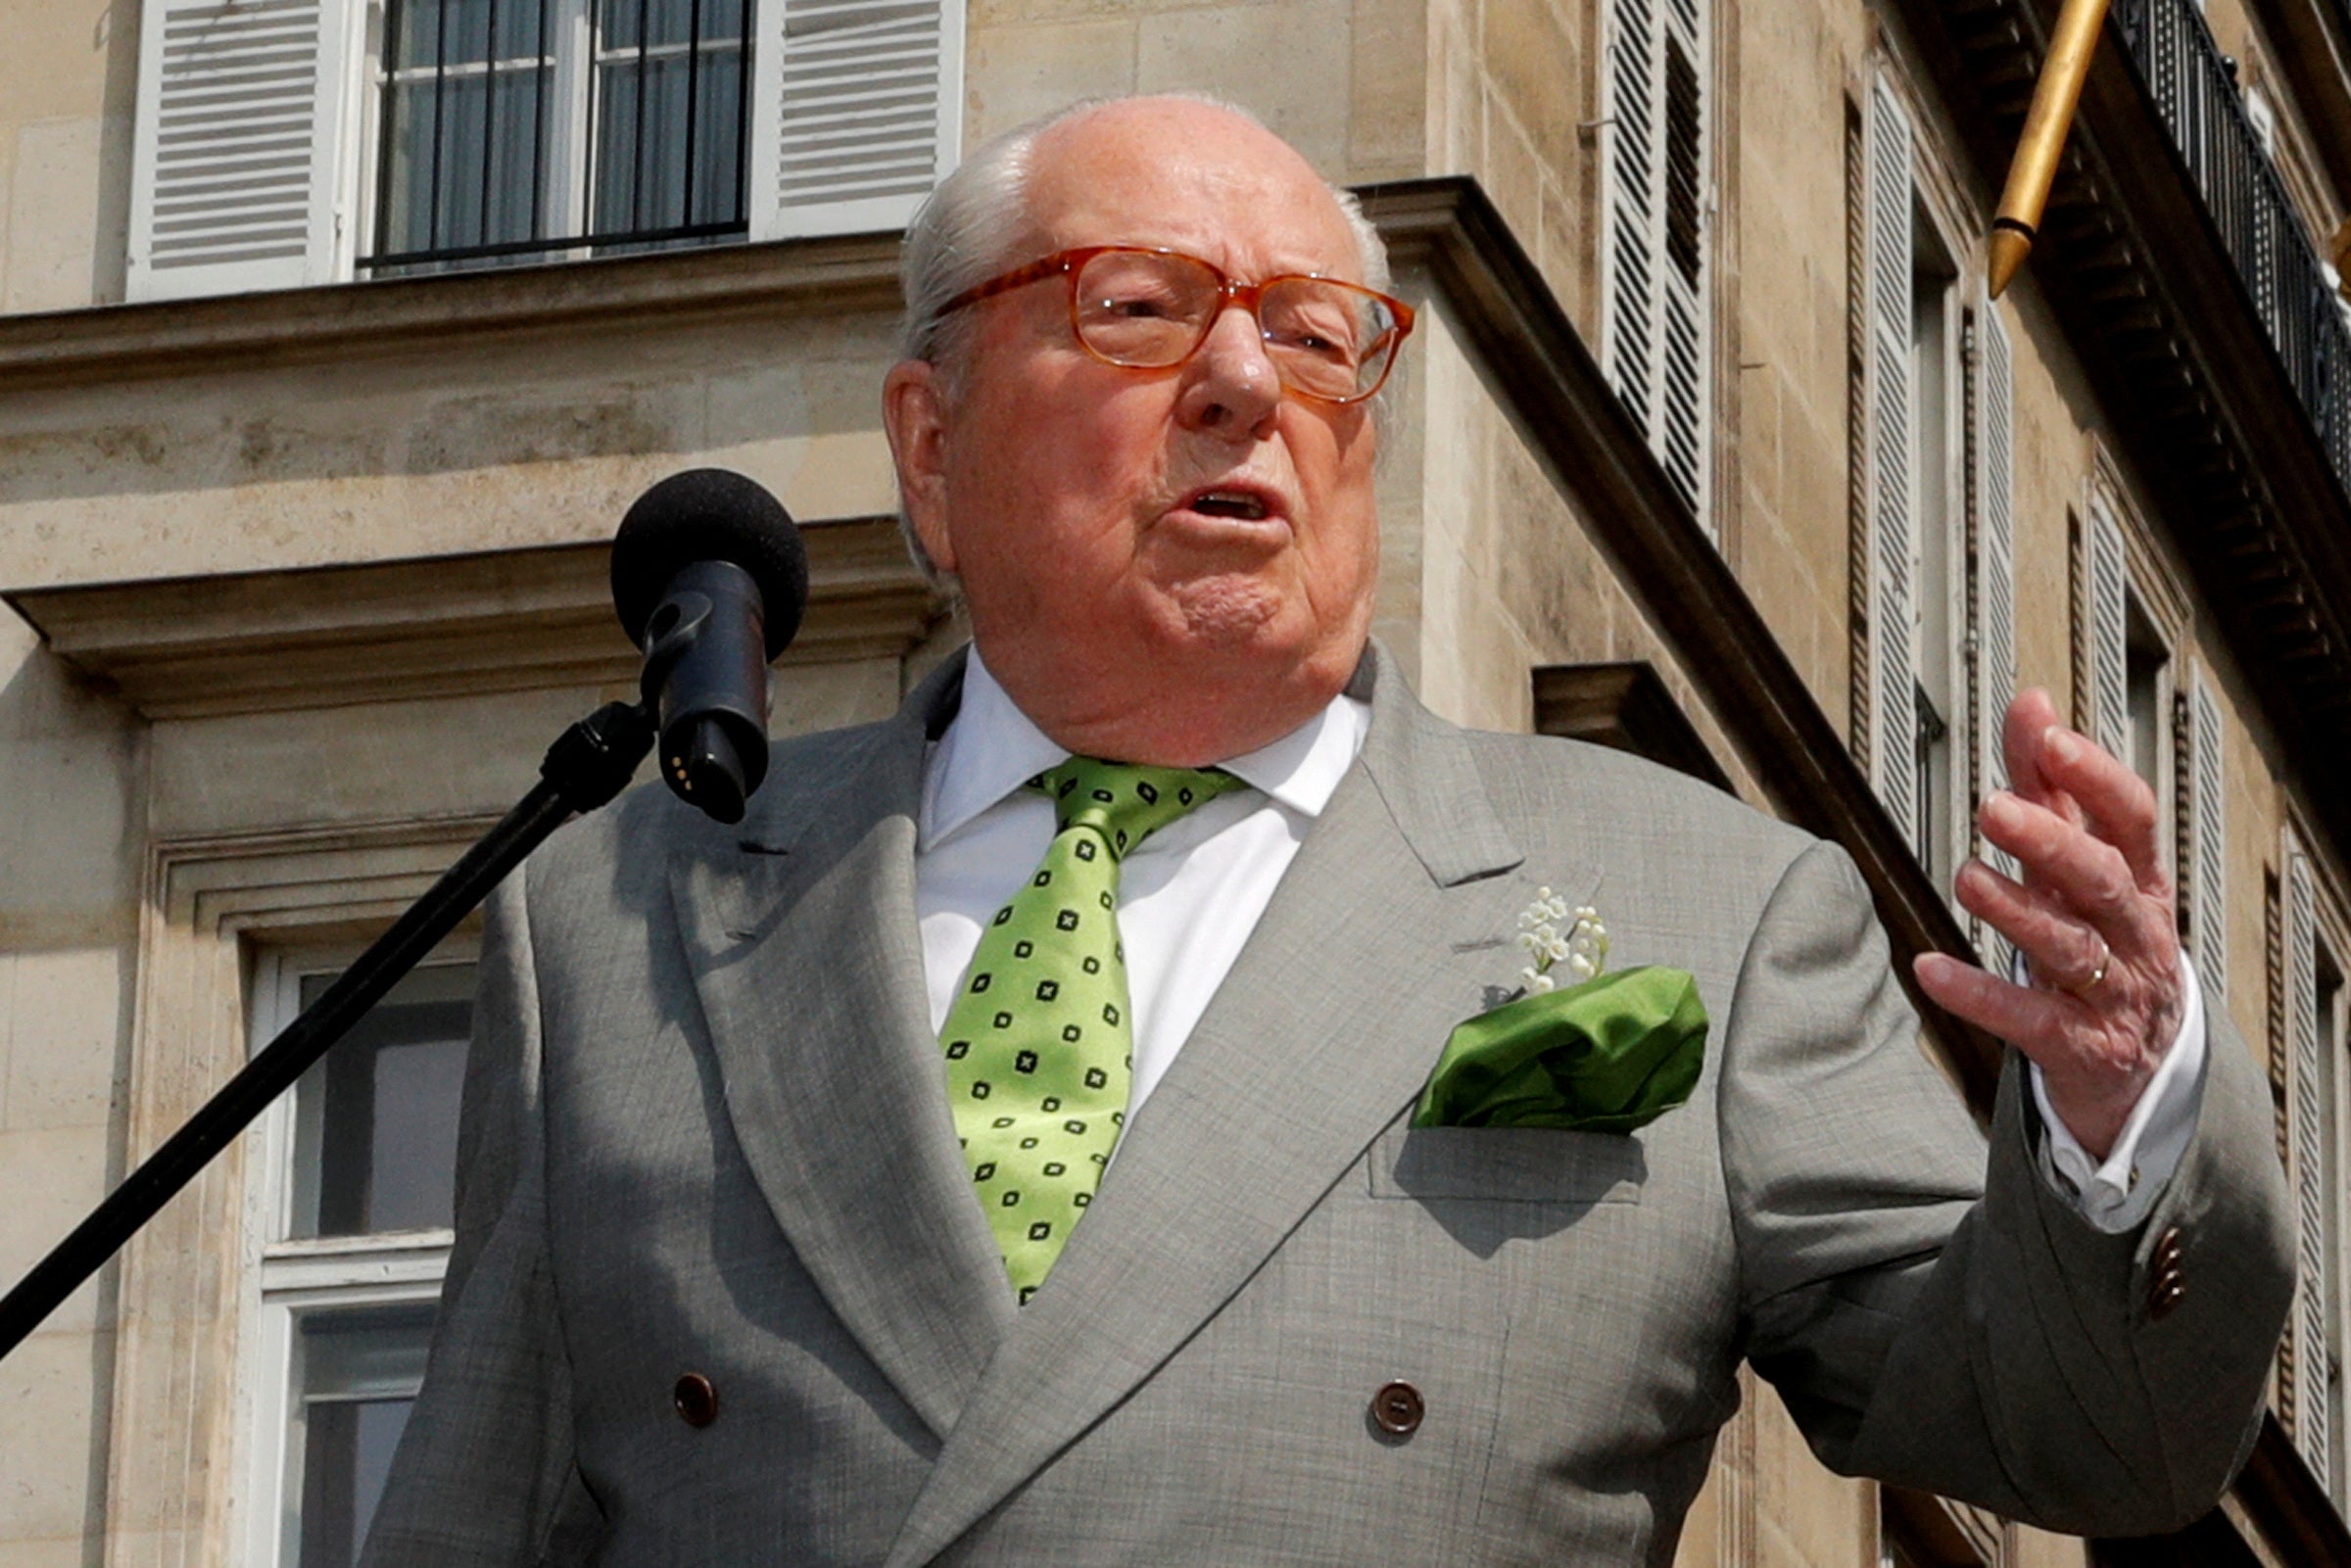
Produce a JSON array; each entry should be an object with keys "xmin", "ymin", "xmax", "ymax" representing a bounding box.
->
[
  {"xmin": 2001, "ymin": 689, "xmax": 2078, "ymax": 825},
  {"xmin": 1952, "ymin": 860, "xmax": 2110, "ymax": 988},
  {"xmin": 1980, "ymin": 791, "xmax": 2162, "ymax": 956},
  {"xmin": 1913, "ymin": 951, "xmax": 2095, "ymax": 1067},
  {"xmin": 2039, "ymin": 727, "xmax": 2165, "ymax": 893}
]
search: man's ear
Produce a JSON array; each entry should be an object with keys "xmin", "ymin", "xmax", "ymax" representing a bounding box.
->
[{"xmin": 883, "ymin": 358, "xmax": 957, "ymax": 575}]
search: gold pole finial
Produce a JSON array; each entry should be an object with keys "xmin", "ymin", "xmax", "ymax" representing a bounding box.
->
[{"xmin": 1989, "ymin": 0, "xmax": 2115, "ymax": 298}]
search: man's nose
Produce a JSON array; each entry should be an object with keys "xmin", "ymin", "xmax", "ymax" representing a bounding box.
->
[{"xmin": 1174, "ymin": 303, "xmax": 1283, "ymax": 439}]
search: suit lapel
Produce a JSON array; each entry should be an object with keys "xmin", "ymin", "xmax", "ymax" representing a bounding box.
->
[
  {"xmin": 667, "ymin": 651, "xmax": 1016, "ymax": 1443},
  {"xmin": 884, "ymin": 647, "xmax": 1541, "ymax": 1567}
]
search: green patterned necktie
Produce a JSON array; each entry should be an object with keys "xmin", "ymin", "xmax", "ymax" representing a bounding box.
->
[{"xmin": 941, "ymin": 757, "xmax": 1246, "ymax": 1303}]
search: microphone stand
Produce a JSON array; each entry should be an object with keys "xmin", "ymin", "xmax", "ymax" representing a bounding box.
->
[{"xmin": 0, "ymin": 698, "xmax": 657, "ymax": 1359}]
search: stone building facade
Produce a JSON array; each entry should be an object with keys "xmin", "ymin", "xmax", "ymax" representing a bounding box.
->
[{"xmin": 1, "ymin": 0, "xmax": 2348, "ymax": 1563}]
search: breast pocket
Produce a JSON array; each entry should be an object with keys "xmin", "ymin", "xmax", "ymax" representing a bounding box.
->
[{"xmin": 1367, "ymin": 1120, "xmax": 1647, "ymax": 1205}]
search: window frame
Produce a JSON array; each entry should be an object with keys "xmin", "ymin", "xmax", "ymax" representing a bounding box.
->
[
  {"xmin": 92, "ymin": 816, "xmax": 498, "ymax": 1566},
  {"xmin": 236, "ymin": 939, "xmax": 478, "ymax": 1568},
  {"xmin": 355, "ymin": 0, "xmax": 759, "ymax": 275},
  {"xmin": 2280, "ymin": 820, "xmax": 2351, "ymax": 1504},
  {"xmin": 1907, "ymin": 191, "xmax": 1966, "ymax": 899}
]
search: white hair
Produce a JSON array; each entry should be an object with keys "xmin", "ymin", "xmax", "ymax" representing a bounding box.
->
[{"xmin": 893, "ymin": 94, "xmax": 1399, "ymax": 586}]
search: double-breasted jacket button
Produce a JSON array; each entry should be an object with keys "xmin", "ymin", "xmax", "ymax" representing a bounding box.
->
[
  {"xmin": 673, "ymin": 1372, "xmax": 721, "ymax": 1428},
  {"xmin": 1370, "ymin": 1379, "xmax": 1425, "ymax": 1437},
  {"xmin": 2147, "ymin": 1226, "xmax": 2187, "ymax": 1321}
]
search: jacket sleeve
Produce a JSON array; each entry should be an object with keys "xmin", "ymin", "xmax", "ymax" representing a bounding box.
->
[
  {"xmin": 1722, "ymin": 838, "xmax": 2295, "ymax": 1537},
  {"xmin": 360, "ymin": 866, "xmax": 608, "ymax": 1567}
]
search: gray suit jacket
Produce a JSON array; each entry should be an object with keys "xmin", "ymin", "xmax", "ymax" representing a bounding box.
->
[{"xmin": 364, "ymin": 644, "xmax": 2294, "ymax": 1566}]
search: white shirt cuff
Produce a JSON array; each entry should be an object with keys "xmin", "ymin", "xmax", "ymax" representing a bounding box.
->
[{"xmin": 2027, "ymin": 952, "xmax": 2207, "ymax": 1234}]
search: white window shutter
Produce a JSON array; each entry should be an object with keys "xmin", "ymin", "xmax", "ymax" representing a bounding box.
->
[
  {"xmin": 126, "ymin": 0, "xmax": 353, "ymax": 302},
  {"xmin": 1865, "ymin": 78, "xmax": 1918, "ymax": 847},
  {"xmin": 1602, "ymin": 0, "xmax": 1709, "ymax": 526},
  {"xmin": 747, "ymin": 0, "xmax": 964, "ymax": 241},
  {"xmin": 2189, "ymin": 673, "xmax": 2228, "ymax": 1000},
  {"xmin": 1602, "ymin": 0, "xmax": 1658, "ymax": 451},
  {"xmin": 2285, "ymin": 837, "xmax": 2329, "ymax": 1477},
  {"xmin": 1971, "ymin": 298, "xmax": 2018, "ymax": 958},
  {"xmin": 2087, "ymin": 494, "xmax": 2130, "ymax": 757},
  {"xmin": 1654, "ymin": 0, "xmax": 1707, "ymax": 523}
]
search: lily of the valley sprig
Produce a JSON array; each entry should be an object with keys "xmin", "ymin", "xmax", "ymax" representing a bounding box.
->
[{"xmin": 1514, "ymin": 888, "xmax": 1608, "ymax": 995}]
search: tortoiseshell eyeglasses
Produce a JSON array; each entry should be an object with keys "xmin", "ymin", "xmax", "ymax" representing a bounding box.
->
[{"xmin": 936, "ymin": 245, "xmax": 1416, "ymax": 405}]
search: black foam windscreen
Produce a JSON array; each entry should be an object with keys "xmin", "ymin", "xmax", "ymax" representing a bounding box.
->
[{"xmin": 611, "ymin": 469, "xmax": 809, "ymax": 658}]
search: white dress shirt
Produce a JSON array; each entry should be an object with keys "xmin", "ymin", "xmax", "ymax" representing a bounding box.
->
[
  {"xmin": 914, "ymin": 645, "xmax": 2205, "ymax": 1227},
  {"xmin": 917, "ymin": 646, "xmax": 1367, "ymax": 1117}
]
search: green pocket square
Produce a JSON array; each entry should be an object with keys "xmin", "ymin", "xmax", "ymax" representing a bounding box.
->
[{"xmin": 1411, "ymin": 966, "xmax": 1708, "ymax": 1132}]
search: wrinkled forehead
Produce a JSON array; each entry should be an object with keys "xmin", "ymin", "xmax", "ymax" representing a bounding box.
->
[{"xmin": 1024, "ymin": 104, "xmax": 1364, "ymax": 282}]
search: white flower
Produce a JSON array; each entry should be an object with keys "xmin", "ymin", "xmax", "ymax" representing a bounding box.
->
[{"xmin": 1510, "ymin": 890, "xmax": 1608, "ymax": 997}]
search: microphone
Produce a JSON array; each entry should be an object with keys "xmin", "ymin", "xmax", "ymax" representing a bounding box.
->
[{"xmin": 612, "ymin": 469, "xmax": 810, "ymax": 825}]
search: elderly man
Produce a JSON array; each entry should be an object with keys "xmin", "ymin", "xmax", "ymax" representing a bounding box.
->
[{"xmin": 363, "ymin": 96, "xmax": 2290, "ymax": 1565}]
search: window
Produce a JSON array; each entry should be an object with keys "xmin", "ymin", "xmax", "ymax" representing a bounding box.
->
[
  {"xmin": 125, "ymin": 0, "xmax": 963, "ymax": 301},
  {"xmin": 243, "ymin": 953, "xmax": 475, "ymax": 1568},
  {"xmin": 2073, "ymin": 482, "xmax": 2191, "ymax": 901},
  {"xmin": 2123, "ymin": 597, "xmax": 2170, "ymax": 801},
  {"xmin": 366, "ymin": 0, "xmax": 754, "ymax": 275},
  {"xmin": 1908, "ymin": 203, "xmax": 1960, "ymax": 892},
  {"xmin": 1602, "ymin": 0, "xmax": 1711, "ymax": 524},
  {"xmin": 2281, "ymin": 832, "xmax": 2351, "ymax": 1505},
  {"xmin": 1854, "ymin": 73, "xmax": 2006, "ymax": 904}
]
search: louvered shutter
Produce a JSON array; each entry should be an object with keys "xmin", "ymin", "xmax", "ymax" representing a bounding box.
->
[
  {"xmin": 747, "ymin": 0, "xmax": 963, "ymax": 240},
  {"xmin": 2285, "ymin": 838, "xmax": 2330, "ymax": 1477},
  {"xmin": 126, "ymin": 0, "xmax": 354, "ymax": 301},
  {"xmin": 1865, "ymin": 79, "xmax": 1918, "ymax": 846},
  {"xmin": 2190, "ymin": 674, "xmax": 2228, "ymax": 1000},
  {"xmin": 2087, "ymin": 494, "xmax": 2130, "ymax": 756},
  {"xmin": 1603, "ymin": 0, "xmax": 1658, "ymax": 451},
  {"xmin": 1601, "ymin": 0, "xmax": 1709, "ymax": 525},
  {"xmin": 1971, "ymin": 298, "xmax": 2018, "ymax": 961}
]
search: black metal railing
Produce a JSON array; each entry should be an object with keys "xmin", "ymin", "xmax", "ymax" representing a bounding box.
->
[
  {"xmin": 362, "ymin": 0, "xmax": 751, "ymax": 276},
  {"xmin": 2114, "ymin": 0, "xmax": 2351, "ymax": 492}
]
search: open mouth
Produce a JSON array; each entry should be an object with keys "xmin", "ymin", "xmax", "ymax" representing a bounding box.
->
[{"xmin": 1186, "ymin": 489, "xmax": 1271, "ymax": 521}]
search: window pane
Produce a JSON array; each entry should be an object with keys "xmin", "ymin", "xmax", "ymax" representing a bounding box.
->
[
  {"xmin": 692, "ymin": 41, "xmax": 744, "ymax": 224},
  {"xmin": 293, "ymin": 1305, "xmax": 435, "ymax": 1568},
  {"xmin": 376, "ymin": 0, "xmax": 553, "ymax": 267},
  {"xmin": 444, "ymin": 0, "xmax": 494, "ymax": 66},
  {"xmin": 591, "ymin": 0, "xmax": 749, "ymax": 240},
  {"xmin": 374, "ymin": 0, "xmax": 748, "ymax": 268},
  {"xmin": 388, "ymin": 0, "xmax": 442, "ymax": 72},
  {"xmin": 289, "ymin": 964, "xmax": 473, "ymax": 1239}
]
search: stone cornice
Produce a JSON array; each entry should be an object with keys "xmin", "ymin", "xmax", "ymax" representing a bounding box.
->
[
  {"xmin": 0, "ymin": 230, "xmax": 905, "ymax": 392},
  {"xmin": 3, "ymin": 517, "xmax": 937, "ymax": 718}
]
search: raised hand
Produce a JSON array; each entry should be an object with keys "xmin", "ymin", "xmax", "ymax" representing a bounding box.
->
[{"xmin": 1912, "ymin": 687, "xmax": 2186, "ymax": 1159}]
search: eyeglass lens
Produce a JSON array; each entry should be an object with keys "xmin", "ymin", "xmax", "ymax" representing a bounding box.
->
[{"xmin": 1073, "ymin": 251, "xmax": 1399, "ymax": 401}]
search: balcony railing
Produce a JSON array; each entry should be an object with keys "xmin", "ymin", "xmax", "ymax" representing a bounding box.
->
[{"xmin": 2114, "ymin": 0, "xmax": 2351, "ymax": 493}]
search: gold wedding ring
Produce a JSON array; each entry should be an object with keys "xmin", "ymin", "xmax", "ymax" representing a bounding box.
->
[{"xmin": 2064, "ymin": 936, "xmax": 2111, "ymax": 998}]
